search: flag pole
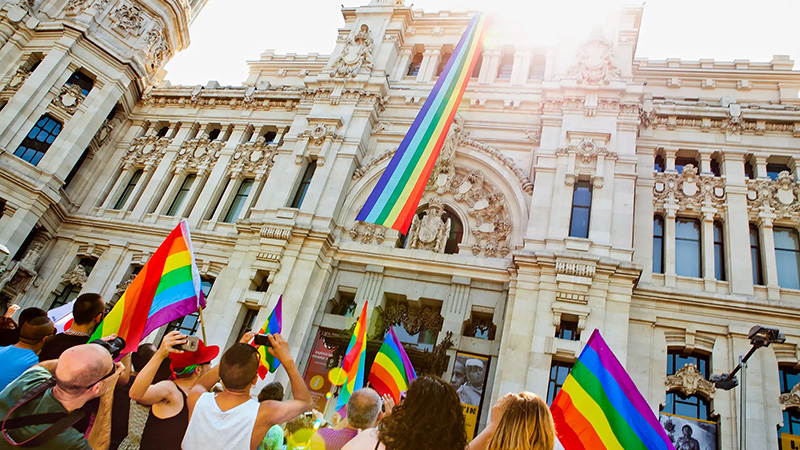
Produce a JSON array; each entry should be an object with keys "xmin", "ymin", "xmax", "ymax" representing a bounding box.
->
[{"xmin": 197, "ymin": 306, "xmax": 208, "ymax": 343}]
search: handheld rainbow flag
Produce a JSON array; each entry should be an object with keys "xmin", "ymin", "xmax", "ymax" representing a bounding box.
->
[
  {"xmin": 367, "ymin": 327, "xmax": 417, "ymax": 403},
  {"xmin": 335, "ymin": 301, "xmax": 369, "ymax": 412},
  {"xmin": 551, "ymin": 330, "xmax": 675, "ymax": 450},
  {"xmin": 91, "ymin": 220, "xmax": 205, "ymax": 355},
  {"xmin": 356, "ymin": 13, "xmax": 488, "ymax": 233},
  {"xmin": 251, "ymin": 295, "xmax": 283, "ymax": 379}
]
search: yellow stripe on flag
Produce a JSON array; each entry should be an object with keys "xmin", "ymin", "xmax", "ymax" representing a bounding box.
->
[
  {"xmin": 162, "ymin": 250, "xmax": 191, "ymax": 275},
  {"xmin": 373, "ymin": 353, "xmax": 409, "ymax": 390},
  {"xmin": 562, "ymin": 376, "xmax": 625, "ymax": 450}
]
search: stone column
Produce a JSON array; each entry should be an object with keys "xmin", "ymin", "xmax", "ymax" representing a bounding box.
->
[
  {"xmin": 701, "ymin": 210, "xmax": 716, "ymax": 291},
  {"xmin": 663, "ymin": 205, "xmax": 678, "ymax": 287},
  {"xmin": 723, "ymin": 153, "xmax": 755, "ymax": 295},
  {"xmin": 102, "ymin": 164, "xmax": 135, "ymax": 210},
  {"xmin": 755, "ymin": 155, "xmax": 768, "ymax": 179},
  {"xmin": 479, "ymin": 49, "xmax": 501, "ymax": 84},
  {"xmin": 664, "ymin": 147, "xmax": 677, "ymax": 172},
  {"xmin": 391, "ymin": 48, "xmax": 412, "ymax": 81},
  {"xmin": 151, "ymin": 169, "xmax": 185, "ymax": 218},
  {"xmin": 122, "ymin": 165, "xmax": 155, "ymax": 212},
  {"xmin": 418, "ymin": 48, "xmax": 440, "ymax": 83},
  {"xmin": 80, "ymin": 244, "xmax": 125, "ymax": 296},
  {"xmin": 633, "ymin": 148, "xmax": 656, "ymax": 283},
  {"xmin": 173, "ymin": 171, "xmax": 206, "ymax": 220},
  {"xmin": 758, "ymin": 214, "xmax": 781, "ymax": 300},
  {"xmin": 353, "ymin": 265, "xmax": 384, "ymax": 335},
  {"xmin": 698, "ymin": 150, "xmax": 713, "ymax": 174},
  {"xmin": 510, "ymin": 49, "xmax": 528, "ymax": 85},
  {"xmin": 441, "ymin": 276, "xmax": 471, "ymax": 347}
]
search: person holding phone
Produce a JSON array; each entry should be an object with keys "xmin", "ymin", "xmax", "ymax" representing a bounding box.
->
[{"xmin": 128, "ymin": 331, "xmax": 219, "ymax": 450}]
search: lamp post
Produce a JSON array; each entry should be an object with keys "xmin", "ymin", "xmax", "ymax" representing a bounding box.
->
[{"xmin": 710, "ymin": 325, "xmax": 785, "ymax": 450}]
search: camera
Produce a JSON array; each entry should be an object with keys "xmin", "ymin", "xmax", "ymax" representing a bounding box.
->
[
  {"xmin": 253, "ymin": 334, "xmax": 273, "ymax": 347},
  {"xmin": 177, "ymin": 336, "xmax": 200, "ymax": 352},
  {"xmin": 90, "ymin": 336, "xmax": 126, "ymax": 359}
]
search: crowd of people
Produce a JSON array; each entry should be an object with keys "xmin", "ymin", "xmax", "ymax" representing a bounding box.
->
[{"xmin": 0, "ymin": 293, "xmax": 556, "ymax": 450}]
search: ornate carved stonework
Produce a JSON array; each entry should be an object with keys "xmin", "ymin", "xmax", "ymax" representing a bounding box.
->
[
  {"xmin": 18, "ymin": 243, "xmax": 43, "ymax": 273},
  {"xmin": 463, "ymin": 316, "xmax": 496, "ymax": 340},
  {"xmin": 780, "ymin": 382, "xmax": 800, "ymax": 409},
  {"xmin": 52, "ymin": 84, "xmax": 84, "ymax": 115},
  {"xmin": 556, "ymin": 138, "xmax": 617, "ymax": 164},
  {"xmin": 299, "ymin": 124, "xmax": 343, "ymax": 146},
  {"xmin": 556, "ymin": 261, "xmax": 596, "ymax": 278},
  {"xmin": 407, "ymin": 197, "xmax": 451, "ymax": 253},
  {"xmin": 230, "ymin": 138, "xmax": 276, "ymax": 179},
  {"xmin": 115, "ymin": 273, "xmax": 134, "ymax": 295},
  {"xmin": 653, "ymin": 164, "xmax": 726, "ymax": 212},
  {"xmin": 746, "ymin": 171, "xmax": 800, "ymax": 221},
  {"xmin": 61, "ymin": 264, "xmax": 88, "ymax": 286},
  {"xmin": 110, "ymin": 3, "xmax": 145, "ymax": 36},
  {"xmin": 380, "ymin": 301, "xmax": 444, "ymax": 337},
  {"xmin": 260, "ymin": 227, "xmax": 292, "ymax": 240},
  {"xmin": 92, "ymin": 117, "xmax": 115, "ymax": 146},
  {"xmin": 2, "ymin": 66, "xmax": 32, "ymax": 93},
  {"xmin": 145, "ymin": 27, "xmax": 170, "ymax": 72},
  {"xmin": 568, "ymin": 30, "xmax": 621, "ymax": 85},
  {"xmin": 331, "ymin": 24, "xmax": 374, "ymax": 78},
  {"xmin": 123, "ymin": 135, "xmax": 172, "ymax": 168},
  {"xmin": 523, "ymin": 128, "xmax": 541, "ymax": 145},
  {"xmin": 665, "ymin": 364, "xmax": 715, "ymax": 399},
  {"xmin": 175, "ymin": 137, "xmax": 223, "ymax": 175},
  {"xmin": 348, "ymin": 221, "xmax": 386, "ymax": 245}
]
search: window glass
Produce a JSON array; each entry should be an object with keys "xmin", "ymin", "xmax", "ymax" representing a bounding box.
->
[
  {"xmin": 767, "ymin": 163, "xmax": 791, "ymax": 181},
  {"xmin": 675, "ymin": 219, "xmax": 701, "ymax": 278},
  {"xmin": 406, "ymin": 53, "xmax": 423, "ymax": 76},
  {"xmin": 223, "ymin": 178, "xmax": 254, "ymax": 223},
  {"xmin": 713, "ymin": 221, "xmax": 725, "ymax": 281},
  {"xmin": 569, "ymin": 182, "xmax": 592, "ymax": 239},
  {"xmin": 750, "ymin": 225, "xmax": 764, "ymax": 285},
  {"xmin": 66, "ymin": 70, "xmax": 94, "ymax": 96},
  {"xmin": 207, "ymin": 129, "xmax": 221, "ymax": 141},
  {"xmin": 547, "ymin": 361, "xmax": 573, "ymax": 405},
  {"xmin": 166, "ymin": 175, "xmax": 196, "ymax": 216},
  {"xmin": 675, "ymin": 157, "xmax": 698, "ymax": 174},
  {"xmin": 443, "ymin": 209, "xmax": 463, "ymax": 255},
  {"xmin": 556, "ymin": 319, "xmax": 579, "ymax": 341},
  {"xmin": 13, "ymin": 115, "xmax": 63, "ymax": 166},
  {"xmin": 780, "ymin": 365, "xmax": 800, "ymax": 394},
  {"xmin": 113, "ymin": 170, "xmax": 143, "ymax": 210},
  {"xmin": 289, "ymin": 161, "xmax": 317, "ymax": 208},
  {"xmin": 663, "ymin": 351, "xmax": 711, "ymax": 420},
  {"xmin": 775, "ymin": 228, "xmax": 800, "ymax": 289},
  {"xmin": 653, "ymin": 216, "xmax": 664, "ymax": 274},
  {"xmin": 471, "ymin": 53, "xmax": 483, "ymax": 78},
  {"xmin": 654, "ymin": 154, "xmax": 665, "ymax": 173},
  {"xmin": 496, "ymin": 53, "xmax": 513, "ymax": 79},
  {"xmin": 779, "ymin": 409, "xmax": 800, "ymax": 448}
]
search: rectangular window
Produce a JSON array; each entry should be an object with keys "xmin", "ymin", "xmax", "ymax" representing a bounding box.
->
[
  {"xmin": 289, "ymin": 161, "xmax": 316, "ymax": 208},
  {"xmin": 496, "ymin": 53, "xmax": 513, "ymax": 79},
  {"xmin": 653, "ymin": 216, "xmax": 665, "ymax": 274},
  {"xmin": 471, "ymin": 53, "xmax": 483, "ymax": 78},
  {"xmin": 654, "ymin": 154, "xmax": 665, "ymax": 173},
  {"xmin": 235, "ymin": 308, "xmax": 260, "ymax": 341},
  {"xmin": 547, "ymin": 361, "xmax": 573, "ymax": 405},
  {"xmin": 713, "ymin": 221, "xmax": 726, "ymax": 281},
  {"xmin": 674, "ymin": 157, "xmax": 698, "ymax": 174},
  {"xmin": 165, "ymin": 312, "xmax": 200, "ymax": 336},
  {"xmin": 406, "ymin": 53, "xmax": 422, "ymax": 76},
  {"xmin": 14, "ymin": 115, "xmax": 63, "ymax": 166},
  {"xmin": 675, "ymin": 218, "xmax": 701, "ymax": 278},
  {"xmin": 780, "ymin": 365, "xmax": 800, "ymax": 394},
  {"xmin": 166, "ymin": 174, "xmax": 196, "ymax": 216},
  {"xmin": 663, "ymin": 351, "xmax": 711, "ymax": 421},
  {"xmin": 528, "ymin": 55, "xmax": 546, "ymax": 80},
  {"xmin": 767, "ymin": 163, "xmax": 791, "ymax": 181},
  {"xmin": 775, "ymin": 227, "xmax": 800, "ymax": 289},
  {"xmin": 555, "ymin": 317, "xmax": 580, "ymax": 341},
  {"xmin": 779, "ymin": 409, "xmax": 800, "ymax": 448},
  {"xmin": 66, "ymin": 70, "xmax": 94, "ymax": 96},
  {"xmin": 435, "ymin": 52, "xmax": 452, "ymax": 77},
  {"xmin": 744, "ymin": 160, "xmax": 755, "ymax": 179},
  {"xmin": 667, "ymin": 351, "xmax": 709, "ymax": 378},
  {"xmin": 750, "ymin": 225, "xmax": 764, "ymax": 285},
  {"xmin": 223, "ymin": 178, "xmax": 254, "ymax": 223},
  {"xmin": 113, "ymin": 170, "xmax": 143, "ymax": 210},
  {"xmin": 569, "ymin": 181, "xmax": 592, "ymax": 239}
]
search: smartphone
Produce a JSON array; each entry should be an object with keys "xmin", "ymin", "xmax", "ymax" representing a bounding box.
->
[
  {"xmin": 177, "ymin": 336, "xmax": 199, "ymax": 352},
  {"xmin": 253, "ymin": 334, "xmax": 273, "ymax": 347}
]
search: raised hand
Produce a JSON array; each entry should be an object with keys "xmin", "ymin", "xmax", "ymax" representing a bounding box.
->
[
  {"xmin": 158, "ymin": 330, "xmax": 187, "ymax": 355},
  {"xmin": 266, "ymin": 333, "xmax": 293, "ymax": 364}
]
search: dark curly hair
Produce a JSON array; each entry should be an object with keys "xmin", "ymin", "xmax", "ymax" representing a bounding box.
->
[{"xmin": 377, "ymin": 375, "xmax": 466, "ymax": 450}]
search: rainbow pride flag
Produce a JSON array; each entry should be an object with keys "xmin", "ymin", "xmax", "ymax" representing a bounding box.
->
[
  {"xmin": 356, "ymin": 13, "xmax": 488, "ymax": 233},
  {"xmin": 551, "ymin": 330, "xmax": 675, "ymax": 450},
  {"xmin": 368, "ymin": 327, "xmax": 416, "ymax": 403},
  {"xmin": 91, "ymin": 220, "xmax": 205, "ymax": 355},
  {"xmin": 251, "ymin": 295, "xmax": 283, "ymax": 379},
  {"xmin": 335, "ymin": 301, "xmax": 368, "ymax": 412}
]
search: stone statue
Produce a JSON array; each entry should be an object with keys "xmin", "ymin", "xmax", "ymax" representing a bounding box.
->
[{"xmin": 407, "ymin": 198, "xmax": 451, "ymax": 253}]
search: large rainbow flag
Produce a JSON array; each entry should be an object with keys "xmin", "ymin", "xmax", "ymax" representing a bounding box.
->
[
  {"xmin": 551, "ymin": 330, "xmax": 675, "ymax": 450},
  {"xmin": 92, "ymin": 220, "xmax": 205, "ymax": 355},
  {"xmin": 356, "ymin": 13, "xmax": 488, "ymax": 233},
  {"xmin": 368, "ymin": 327, "xmax": 416, "ymax": 403},
  {"xmin": 251, "ymin": 295, "xmax": 283, "ymax": 379},
  {"xmin": 335, "ymin": 301, "xmax": 368, "ymax": 412}
]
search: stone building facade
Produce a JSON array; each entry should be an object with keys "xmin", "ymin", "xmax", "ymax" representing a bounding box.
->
[{"xmin": 2, "ymin": 0, "xmax": 800, "ymax": 447}]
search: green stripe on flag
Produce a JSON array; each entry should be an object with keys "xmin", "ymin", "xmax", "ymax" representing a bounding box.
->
[{"xmin": 154, "ymin": 265, "xmax": 193, "ymax": 296}]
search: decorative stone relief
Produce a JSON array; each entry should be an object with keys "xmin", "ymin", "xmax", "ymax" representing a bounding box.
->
[
  {"xmin": 331, "ymin": 24, "xmax": 374, "ymax": 78},
  {"xmin": 462, "ymin": 316, "xmax": 496, "ymax": 340},
  {"xmin": 349, "ymin": 222, "xmax": 385, "ymax": 244},
  {"xmin": 145, "ymin": 27, "xmax": 170, "ymax": 72},
  {"xmin": 780, "ymin": 382, "xmax": 800, "ymax": 409},
  {"xmin": 556, "ymin": 261, "xmax": 596, "ymax": 278},
  {"xmin": 2, "ymin": 66, "xmax": 32, "ymax": 93},
  {"xmin": 123, "ymin": 135, "xmax": 172, "ymax": 168},
  {"xmin": 110, "ymin": 3, "xmax": 145, "ymax": 36},
  {"xmin": 407, "ymin": 197, "xmax": 450, "ymax": 253},
  {"xmin": 568, "ymin": 30, "xmax": 621, "ymax": 85},
  {"xmin": 665, "ymin": 364, "xmax": 715, "ymax": 399},
  {"xmin": 299, "ymin": 123, "xmax": 343, "ymax": 147},
  {"xmin": 260, "ymin": 227, "xmax": 292, "ymax": 240},
  {"xmin": 52, "ymin": 84, "xmax": 84, "ymax": 115},
  {"xmin": 61, "ymin": 264, "xmax": 88, "ymax": 286},
  {"xmin": 18, "ymin": 243, "xmax": 43, "ymax": 273},
  {"xmin": 556, "ymin": 138, "xmax": 617, "ymax": 165},
  {"xmin": 65, "ymin": 0, "xmax": 87, "ymax": 15},
  {"xmin": 653, "ymin": 164, "xmax": 726, "ymax": 212},
  {"xmin": 175, "ymin": 137, "xmax": 223, "ymax": 175},
  {"xmin": 523, "ymin": 128, "xmax": 541, "ymax": 145},
  {"xmin": 230, "ymin": 137, "xmax": 277, "ymax": 179},
  {"xmin": 115, "ymin": 273, "xmax": 134, "ymax": 295},
  {"xmin": 746, "ymin": 171, "xmax": 800, "ymax": 221},
  {"xmin": 92, "ymin": 117, "xmax": 115, "ymax": 147},
  {"xmin": 380, "ymin": 301, "xmax": 444, "ymax": 336}
]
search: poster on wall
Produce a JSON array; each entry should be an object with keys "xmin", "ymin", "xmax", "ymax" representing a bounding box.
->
[
  {"xmin": 659, "ymin": 413, "xmax": 717, "ymax": 450},
  {"xmin": 781, "ymin": 432, "xmax": 800, "ymax": 450},
  {"xmin": 302, "ymin": 328, "xmax": 337, "ymax": 412},
  {"xmin": 449, "ymin": 351, "xmax": 490, "ymax": 439}
]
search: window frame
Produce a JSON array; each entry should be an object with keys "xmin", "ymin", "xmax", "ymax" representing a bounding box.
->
[
  {"xmin": 713, "ymin": 220, "xmax": 726, "ymax": 281},
  {"xmin": 675, "ymin": 218, "xmax": 702, "ymax": 278},
  {"xmin": 289, "ymin": 160, "xmax": 317, "ymax": 209},
  {"xmin": 406, "ymin": 53, "xmax": 423, "ymax": 77},
  {"xmin": 113, "ymin": 169, "xmax": 143, "ymax": 210},
  {"xmin": 547, "ymin": 360, "xmax": 573, "ymax": 405},
  {"xmin": 14, "ymin": 114, "xmax": 63, "ymax": 166},
  {"xmin": 653, "ymin": 215, "xmax": 665, "ymax": 274},
  {"xmin": 750, "ymin": 224, "xmax": 764, "ymax": 285},
  {"xmin": 222, "ymin": 178, "xmax": 254, "ymax": 223},
  {"xmin": 568, "ymin": 181, "xmax": 592, "ymax": 239},
  {"xmin": 774, "ymin": 227, "xmax": 800, "ymax": 290},
  {"xmin": 166, "ymin": 174, "xmax": 197, "ymax": 216}
]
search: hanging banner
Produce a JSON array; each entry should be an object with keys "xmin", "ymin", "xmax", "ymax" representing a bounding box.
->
[
  {"xmin": 781, "ymin": 432, "xmax": 800, "ymax": 450},
  {"xmin": 660, "ymin": 413, "xmax": 717, "ymax": 450},
  {"xmin": 302, "ymin": 328, "xmax": 337, "ymax": 412},
  {"xmin": 449, "ymin": 352, "xmax": 490, "ymax": 439}
]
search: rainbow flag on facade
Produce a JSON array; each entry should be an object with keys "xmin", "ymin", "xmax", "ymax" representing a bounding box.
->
[
  {"xmin": 335, "ymin": 301, "xmax": 369, "ymax": 412},
  {"xmin": 551, "ymin": 330, "xmax": 675, "ymax": 450},
  {"xmin": 368, "ymin": 327, "xmax": 416, "ymax": 403},
  {"xmin": 356, "ymin": 13, "xmax": 488, "ymax": 233},
  {"xmin": 91, "ymin": 220, "xmax": 206, "ymax": 355},
  {"xmin": 251, "ymin": 295, "xmax": 283, "ymax": 379}
]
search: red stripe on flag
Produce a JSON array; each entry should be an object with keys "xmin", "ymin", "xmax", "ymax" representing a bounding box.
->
[
  {"xmin": 551, "ymin": 390, "xmax": 605, "ymax": 450},
  {"xmin": 368, "ymin": 363, "xmax": 402, "ymax": 402}
]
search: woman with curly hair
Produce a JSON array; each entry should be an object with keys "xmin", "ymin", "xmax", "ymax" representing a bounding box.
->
[
  {"xmin": 341, "ymin": 375, "xmax": 466, "ymax": 450},
  {"xmin": 468, "ymin": 392, "xmax": 554, "ymax": 450}
]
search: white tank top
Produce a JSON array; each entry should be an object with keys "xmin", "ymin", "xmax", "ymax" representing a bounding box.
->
[{"xmin": 182, "ymin": 392, "xmax": 261, "ymax": 450}]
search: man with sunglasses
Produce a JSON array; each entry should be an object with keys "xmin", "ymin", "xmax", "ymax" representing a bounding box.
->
[
  {"xmin": 0, "ymin": 313, "xmax": 55, "ymax": 391},
  {"xmin": 0, "ymin": 342, "xmax": 123, "ymax": 449}
]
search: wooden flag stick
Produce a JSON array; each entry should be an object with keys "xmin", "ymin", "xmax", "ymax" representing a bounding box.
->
[{"xmin": 197, "ymin": 306, "xmax": 208, "ymax": 343}]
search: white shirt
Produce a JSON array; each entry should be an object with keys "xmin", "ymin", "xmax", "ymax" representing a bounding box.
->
[{"xmin": 182, "ymin": 392, "xmax": 260, "ymax": 450}]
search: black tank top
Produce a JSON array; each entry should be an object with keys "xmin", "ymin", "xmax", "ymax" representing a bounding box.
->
[{"xmin": 139, "ymin": 383, "xmax": 189, "ymax": 450}]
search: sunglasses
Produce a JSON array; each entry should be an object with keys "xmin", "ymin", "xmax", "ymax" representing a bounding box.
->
[{"xmin": 57, "ymin": 364, "xmax": 117, "ymax": 391}]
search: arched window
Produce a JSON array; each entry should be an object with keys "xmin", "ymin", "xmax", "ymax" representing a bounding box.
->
[{"xmin": 14, "ymin": 114, "xmax": 63, "ymax": 166}]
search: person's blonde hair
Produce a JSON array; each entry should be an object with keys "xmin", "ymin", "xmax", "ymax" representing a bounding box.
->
[{"xmin": 486, "ymin": 392, "xmax": 555, "ymax": 450}]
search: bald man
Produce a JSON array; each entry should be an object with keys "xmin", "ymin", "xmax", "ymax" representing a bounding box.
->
[
  {"xmin": 0, "ymin": 343, "xmax": 122, "ymax": 449},
  {"xmin": 0, "ymin": 315, "xmax": 54, "ymax": 390}
]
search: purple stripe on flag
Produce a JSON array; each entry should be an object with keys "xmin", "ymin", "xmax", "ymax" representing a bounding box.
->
[{"xmin": 142, "ymin": 296, "xmax": 202, "ymax": 338}]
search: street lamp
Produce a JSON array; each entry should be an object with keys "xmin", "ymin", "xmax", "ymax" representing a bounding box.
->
[{"xmin": 710, "ymin": 325, "xmax": 785, "ymax": 450}]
